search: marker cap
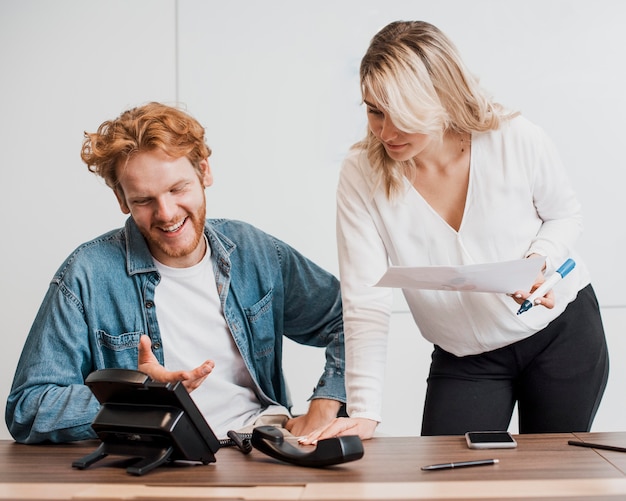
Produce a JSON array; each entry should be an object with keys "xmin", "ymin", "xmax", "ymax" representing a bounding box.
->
[{"xmin": 556, "ymin": 258, "xmax": 576, "ymax": 277}]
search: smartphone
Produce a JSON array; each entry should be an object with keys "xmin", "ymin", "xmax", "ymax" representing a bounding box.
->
[{"xmin": 465, "ymin": 431, "xmax": 517, "ymax": 449}]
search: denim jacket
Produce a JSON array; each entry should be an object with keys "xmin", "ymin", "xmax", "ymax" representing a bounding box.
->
[{"xmin": 6, "ymin": 217, "xmax": 345, "ymax": 443}]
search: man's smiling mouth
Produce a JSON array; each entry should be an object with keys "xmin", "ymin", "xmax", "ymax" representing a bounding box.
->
[{"xmin": 161, "ymin": 217, "xmax": 187, "ymax": 233}]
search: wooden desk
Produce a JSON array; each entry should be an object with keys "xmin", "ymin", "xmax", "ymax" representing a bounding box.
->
[{"xmin": 2, "ymin": 432, "xmax": 626, "ymax": 500}]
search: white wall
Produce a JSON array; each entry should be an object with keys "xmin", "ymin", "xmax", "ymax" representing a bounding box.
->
[
  {"xmin": 0, "ymin": 0, "xmax": 177, "ymax": 440},
  {"xmin": 1, "ymin": 0, "xmax": 624, "ymax": 440}
]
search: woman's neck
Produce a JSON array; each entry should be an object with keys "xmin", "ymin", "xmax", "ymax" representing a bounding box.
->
[{"xmin": 414, "ymin": 130, "xmax": 471, "ymax": 173}]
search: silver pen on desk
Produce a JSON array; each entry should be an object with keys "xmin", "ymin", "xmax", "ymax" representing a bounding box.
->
[{"xmin": 421, "ymin": 458, "xmax": 499, "ymax": 471}]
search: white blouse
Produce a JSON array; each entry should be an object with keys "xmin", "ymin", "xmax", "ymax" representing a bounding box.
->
[{"xmin": 336, "ymin": 115, "xmax": 591, "ymax": 423}]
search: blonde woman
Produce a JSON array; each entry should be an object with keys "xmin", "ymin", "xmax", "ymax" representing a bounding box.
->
[{"xmin": 305, "ymin": 20, "xmax": 608, "ymax": 442}]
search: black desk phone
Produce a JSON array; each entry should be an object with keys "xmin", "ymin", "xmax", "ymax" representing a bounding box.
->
[
  {"xmin": 72, "ymin": 368, "xmax": 221, "ymax": 475},
  {"xmin": 73, "ymin": 369, "xmax": 364, "ymax": 475}
]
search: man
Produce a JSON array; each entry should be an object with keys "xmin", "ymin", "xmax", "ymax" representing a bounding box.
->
[{"xmin": 6, "ymin": 102, "xmax": 345, "ymax": 443}]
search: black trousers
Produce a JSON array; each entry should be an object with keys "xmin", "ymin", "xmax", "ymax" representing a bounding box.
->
[{"xmin": 420, "ymin": 285, "xmax": 609, "ymax": 436}]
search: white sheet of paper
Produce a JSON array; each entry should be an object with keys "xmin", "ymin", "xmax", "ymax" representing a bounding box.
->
[{"xmin": 373, "ymin": 257, "xmax": 546, "ymax": 293}]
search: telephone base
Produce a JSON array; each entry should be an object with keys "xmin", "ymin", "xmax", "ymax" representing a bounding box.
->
[{"xmin": 72, "ymin": 441, "xmax": 175, "ymax": 476}]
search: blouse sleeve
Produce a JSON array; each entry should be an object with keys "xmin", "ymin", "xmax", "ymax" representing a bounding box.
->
[
  {"xmin": 520, "ymin": 119, "xmax": 583, "ymax": 274},
  {"xmin": 336, "ymin": 150, "xmax": 393, "ymax": 423}
]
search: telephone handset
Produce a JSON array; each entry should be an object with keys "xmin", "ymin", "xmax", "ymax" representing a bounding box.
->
[{"xmin": 251, "ymin": 425, "xmax": 364, "ymax": 467}]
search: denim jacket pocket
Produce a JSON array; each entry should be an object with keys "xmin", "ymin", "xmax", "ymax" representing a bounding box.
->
[
  {"xmin": 95, "ymin": 330, "xmax": 143, "ymax": 367},
  {"xmin": 243, "ymin": 289, "xmax": 276, "ymax": 359}
]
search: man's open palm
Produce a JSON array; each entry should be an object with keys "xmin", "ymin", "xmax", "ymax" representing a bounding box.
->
[{"xmin": 137, "ymin": 335, "xmax": 214, "ymax": 392}]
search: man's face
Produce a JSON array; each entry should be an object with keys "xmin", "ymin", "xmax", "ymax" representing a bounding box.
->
[{"xmin": 116, "ymin": 149, "xmax": 213, "ymax": 268}]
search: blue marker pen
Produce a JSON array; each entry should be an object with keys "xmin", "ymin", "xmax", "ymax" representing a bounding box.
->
[{"xmin": 517, "ymin": 258, "xmax": 576, "ymax": 315}]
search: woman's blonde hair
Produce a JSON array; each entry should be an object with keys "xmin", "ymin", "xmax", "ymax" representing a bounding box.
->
[
  {"xmin": 358, "ymin": 21, "xmax": 513, "ymax": 198},
  {"xmin": 81, "ymin": 102, "xmax": 211, "ymax": 192}
]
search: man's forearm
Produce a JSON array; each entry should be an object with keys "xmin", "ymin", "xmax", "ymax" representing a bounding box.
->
[{"xmin": 307, "ymin": 397, "xmax": 343, "ymax": 419}]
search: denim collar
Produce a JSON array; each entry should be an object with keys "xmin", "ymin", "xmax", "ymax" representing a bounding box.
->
[{"xmin": 123, "ymin": 217, "xmax": 236, "ymax": 276}]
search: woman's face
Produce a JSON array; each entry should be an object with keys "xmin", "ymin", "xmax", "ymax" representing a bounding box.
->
[{"xmin": 364, "ymin": 95, "xmax": 432, "ymax": 162}]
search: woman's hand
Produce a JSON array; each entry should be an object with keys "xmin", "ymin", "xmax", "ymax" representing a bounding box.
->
[
  {"xmin": 297, "ymin": 417, "xmax": 378, "ymax": 444},
  {"xmin": 509, "ymin": 253, "xmax": 555, "ymax": 309},
  {"xmin": 137, "ymin": 334, "xmax": 214, "ymax": 392},
  {"xmin": 510, "ymin": 283, "xmax": 556, "ymax": 309}
]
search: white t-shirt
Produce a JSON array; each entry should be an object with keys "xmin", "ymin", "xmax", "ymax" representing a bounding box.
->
[
  {"xmin": 336, "ymin": 115, "xmax": 591, "ymax": 422},
  {"xmin": 153, "ymin": 240, "xmax": 289, "ymax": 439}
]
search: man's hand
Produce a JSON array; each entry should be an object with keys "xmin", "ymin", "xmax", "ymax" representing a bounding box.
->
[
  {"xmin": 297, "ymin": 417, "xmax": 378, "ymax": 444},
  {"xmin": 284, "ymin": 398, "xmax": 342, "ymax": 437},
  {"xmin": 137, "ymin": 335, "xmax": 214, "ymax": 392}
]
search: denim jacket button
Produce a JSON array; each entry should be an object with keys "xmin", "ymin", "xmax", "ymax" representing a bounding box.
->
[
  {"xmin": 145, "ymin": 301, "xmax": 154, "ymax": 308},
  {"xmin": 152, "ymin": 341, "xmax": 161, "ymax": 350}
]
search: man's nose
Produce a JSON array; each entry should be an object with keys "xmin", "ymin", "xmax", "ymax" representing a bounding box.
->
[{"xmin": 154, "ymin": 196, "xmax": 175, "ymax": 220}]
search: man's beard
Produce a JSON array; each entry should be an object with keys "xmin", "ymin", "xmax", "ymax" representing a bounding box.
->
[{"xmin": 141, "ymin": 201, "xmax": 206, "ymax": 261}]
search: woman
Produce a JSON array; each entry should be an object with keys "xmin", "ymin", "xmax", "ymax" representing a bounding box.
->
[{"xmin": 305, "ymin": 20, "xmax": 608, "ymax": 441}]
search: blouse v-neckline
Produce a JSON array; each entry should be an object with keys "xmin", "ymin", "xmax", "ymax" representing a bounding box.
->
[{"xmin": 405, "ymin": 140, "xmax": 474, "ymax": 234}]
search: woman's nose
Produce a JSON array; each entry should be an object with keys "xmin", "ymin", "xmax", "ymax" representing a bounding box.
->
[{"xmin": 379, "ymin": 116, "xmax": 398, "ymax": 142}]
